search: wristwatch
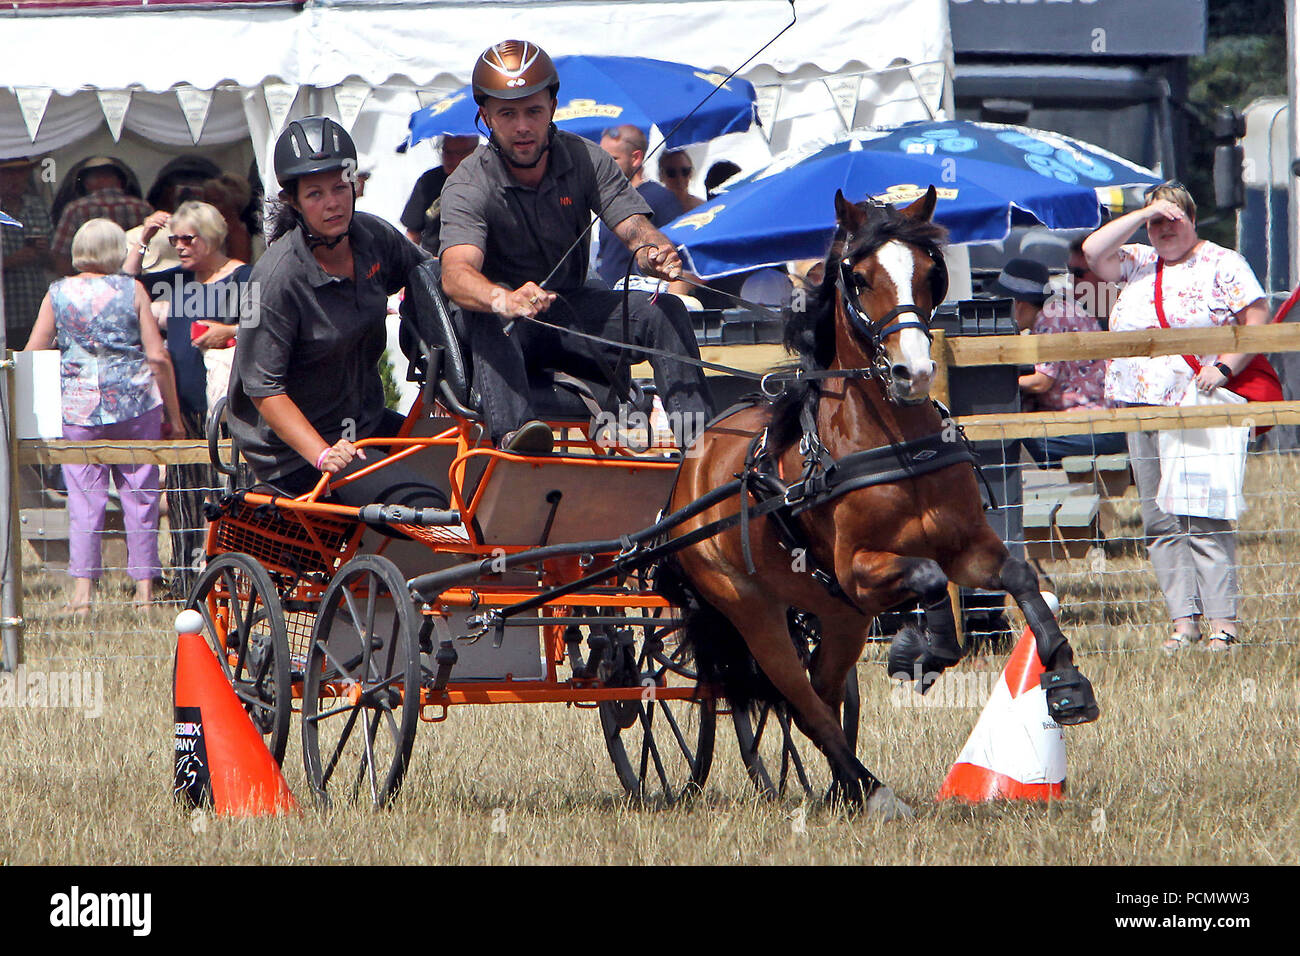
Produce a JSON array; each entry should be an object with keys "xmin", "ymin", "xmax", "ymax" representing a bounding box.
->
[
  {"xmin": 1213, "ymin": 361, "xmax": 1233, "ymax": 379},
  {"xmin": 137, "ymin": 242, "xmax": 150, "ymax": 256}
]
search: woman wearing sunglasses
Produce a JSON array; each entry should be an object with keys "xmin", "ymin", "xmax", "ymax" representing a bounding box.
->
[
  {"xmin": 127, "ymin": 198, "xmax": 252, "ymax": 596},
  {"xmin": 657, "ymin": 149, "xmax": 704, "ymax": 212},
  {"xmin": 1083, "ymin": 181, "xmax": 1271, "ymax": 654}
]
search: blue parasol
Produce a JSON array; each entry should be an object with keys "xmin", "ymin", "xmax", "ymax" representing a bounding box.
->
[
  {"xmin": 406, "ymin": 55, "xmax": 757, "ymax": 150},
  {"xmin": 665, "ymin": 121, "xmax": 1162, "ymax": 278}
]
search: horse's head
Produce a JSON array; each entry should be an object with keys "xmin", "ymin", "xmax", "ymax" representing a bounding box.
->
[{"xmin": 828, "ymin": 187, "xmax": 948, "ymax": 405}]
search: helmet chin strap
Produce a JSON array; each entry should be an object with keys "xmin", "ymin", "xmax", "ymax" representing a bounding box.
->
[{"xmin": 487, "ymin": 121, "xmax": 556, "ymax": 170}]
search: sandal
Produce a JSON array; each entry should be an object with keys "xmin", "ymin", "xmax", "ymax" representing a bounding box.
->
[
  {"xmin": 1161, "ymin": 631, "xmax": 1197, "ymax": 655},
  {"xmin": 1206, "ymin": 631, "xmax": 1238, "ymax": 652}
]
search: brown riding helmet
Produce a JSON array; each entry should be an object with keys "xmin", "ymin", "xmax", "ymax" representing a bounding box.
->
[{"xmin": 471, "ymin": 40, "xmax": 560, "ymax": 105}]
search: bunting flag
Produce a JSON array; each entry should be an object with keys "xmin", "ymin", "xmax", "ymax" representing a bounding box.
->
[
  {"xmin": 262, "ymin": 80, "xmax": 297, "ymax": 134},
  {"xmin": 753, "ymin": 85, "xmax": 781, "ymax": 142},
  {"xmin": 175, "ymin": 86, "xmax": 214, "ymax": 144},
  {"xmin": 332, "ymin": 79, "xmax": 371, "ymax": 132},
  {"xmin": 826, "ymin": 75, "xmax": 862, "ymax": 131},
  {"xmin": 909, "ymin": 63, "xmax": 947, "ymax": 119},
  {"xmin": 13, "ymin": 87, "xmax": 52, "ymax": 142},
  {"xmin": 96, "ymin": 90, "xmax": 133, "ymax": 142},
  {"xmin": 416, "ymin": 90, "xmax": 449, "ymax": 110}
]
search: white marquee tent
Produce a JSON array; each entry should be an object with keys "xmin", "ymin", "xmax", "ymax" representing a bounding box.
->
[{"xmin": 0, "ymin": 0, "xmax": 954, "ymax": 226}]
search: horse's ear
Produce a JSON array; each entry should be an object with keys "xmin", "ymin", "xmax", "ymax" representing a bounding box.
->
[
  {"xmin": 900, "ymin": 185, "xmax": 938, "ymax": 223},
  {"xmin": 834, "ymin": 189, "xmax": 866, "ymax": 233}
]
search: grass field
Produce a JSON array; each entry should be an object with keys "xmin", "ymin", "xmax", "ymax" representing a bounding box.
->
[{"xmin": 3, "ymin": 453, "xmax": 1299, "ymax": 865}]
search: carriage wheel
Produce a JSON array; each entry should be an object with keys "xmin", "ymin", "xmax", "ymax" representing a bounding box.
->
[
  {"xmin": 301, "ymin": 555, "xmax": 421, "ymax": 810},
  {"xmin": 186, "ymin": 553, "xmax": 291, "ymax": 764},
  {"xmin": 732, "ymin": 610, "xmax": 860, "ymax": 799},
  {"xmin": 598, "ymin": 610, "xmax": 716, "ymax": 805}
]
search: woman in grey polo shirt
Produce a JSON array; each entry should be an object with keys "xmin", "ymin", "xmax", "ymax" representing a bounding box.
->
[{"xmin": 227, "ymin": 116, "xmax": 446, "ymax": 512}]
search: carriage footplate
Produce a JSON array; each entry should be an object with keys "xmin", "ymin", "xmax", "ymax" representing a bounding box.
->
[{"xmin": 1040, "ymin": 668, "xmax": 1100, "ymax": 725}]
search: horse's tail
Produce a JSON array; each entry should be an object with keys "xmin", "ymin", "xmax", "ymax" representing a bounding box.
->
[{"xmin": 653, "ymin": 557, "xmax": 783, "ymax": 712}]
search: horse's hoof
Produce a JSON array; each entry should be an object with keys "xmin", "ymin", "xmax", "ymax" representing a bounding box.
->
[
  {"xmin": 865, "ymin": 786, "xmax": 915, "ymax": 821},
  {"xmin": 887, "ymin": 626, "xmax": 960, "ymax": 695},
  {"xmin": 1041, "ymin": 668, "xmax": 1100, "ymax": 725},
  {"xmin": 826, "ymin": 780, "xmax": 866, "ymax": 810}
]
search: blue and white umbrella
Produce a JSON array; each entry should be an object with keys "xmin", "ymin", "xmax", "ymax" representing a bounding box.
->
[
  {"xmin": 0, "ymin": 211, "xmax": 20, "ymax": 227},
  {"xmin": 406, "ymin": 55, "xmax": 757, "ymax": 150},
  {"xmin": 665, "ymin": 121, "xmax": 1161, "ymax": 278}
]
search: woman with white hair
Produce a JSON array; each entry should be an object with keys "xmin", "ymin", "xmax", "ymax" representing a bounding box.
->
[{"xmin": 24, "ymin": 218, "xmax": 184, "ymax": 613}]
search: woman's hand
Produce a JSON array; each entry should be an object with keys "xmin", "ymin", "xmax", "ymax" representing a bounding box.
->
[
  {"xmin": 1143, "ymin": 199, "xmax": 1188, "ymax": 225},
  {"xmin": 1195, "ymin": 363, "xmax": 1230, "ymax": 394},
  {"xmin": 141, "ymin": 211, "xmax": 170, "ymax": 244},
  {"xmin": 315, "ymin": 439, "xmax": 366, "ymax": 475},
  {"xmin": 193, "ymin": 322, "xmax": 237, "ymax": 350}
]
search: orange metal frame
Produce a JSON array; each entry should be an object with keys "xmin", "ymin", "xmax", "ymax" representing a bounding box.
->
[{"xmin": 202, "ymin": 396, "xmax": 696, "ymax": 714}]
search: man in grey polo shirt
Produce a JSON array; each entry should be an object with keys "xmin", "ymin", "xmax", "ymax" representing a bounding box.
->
[{"xmin": 439, "ymin": 39, "xmax": 712, "ymax": 453}]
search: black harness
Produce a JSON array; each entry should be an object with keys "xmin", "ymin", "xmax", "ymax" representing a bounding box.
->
[
  {"xmin": 726, "ymin": 244, "xmax": 990, "ymax": 610},
  {"xmin": 732, "ymin": 394, "xmax": 982, "ymax": 611}
]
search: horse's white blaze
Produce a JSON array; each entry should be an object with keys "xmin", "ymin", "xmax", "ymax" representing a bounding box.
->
[{"xmin": 875, "ymin": 240, "xmax": 935, "ymax": 393}]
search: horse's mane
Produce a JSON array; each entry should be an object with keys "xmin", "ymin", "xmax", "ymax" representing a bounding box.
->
[{"xmin": 768, "ymin": 199, "xmax": 947, "ymax": 453}]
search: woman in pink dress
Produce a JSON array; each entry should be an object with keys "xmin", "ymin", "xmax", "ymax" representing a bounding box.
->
[{"xmin": 25, "ymin": 218, "xmax": 184, "ymax": 613}]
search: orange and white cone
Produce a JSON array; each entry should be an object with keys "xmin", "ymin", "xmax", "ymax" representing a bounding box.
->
[
  {"xmin": 936, "ymin": 592, "xmax": 1066, "ymax": 802},
  {"xmin": 173, "ymin": 609, "xmax": 298, "ymax": 816}
]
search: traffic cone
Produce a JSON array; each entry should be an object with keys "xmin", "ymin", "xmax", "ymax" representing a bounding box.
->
[
  {"xmin": 173, "ymin": 609, "xmax": 298, "ymax": 816},
  {"xmin": 936, "ymin": 592, "xmax": 1066, "ymax": 802}
]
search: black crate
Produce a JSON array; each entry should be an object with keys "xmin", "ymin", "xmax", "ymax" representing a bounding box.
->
[{"xmin": 938, "ymin": 297, "xmax": 1024, "ymax": 641}]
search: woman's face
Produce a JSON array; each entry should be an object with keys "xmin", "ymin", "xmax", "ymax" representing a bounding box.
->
[
  {"xmin": 294, "ymin": 169, "xmax": 353, "ymax": 241},
  {"xmin": 1145, "ymin": 200, "xmax": 1198, "ymax": 261},
  {"xmin": 168, "ymin": 221, "xmax": 215, "ymax": 271}
]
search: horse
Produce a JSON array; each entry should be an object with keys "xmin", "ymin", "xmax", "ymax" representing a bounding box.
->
[{"xmin": 663, "ymin": 186, "xmax": 1099, "ymax": 816}]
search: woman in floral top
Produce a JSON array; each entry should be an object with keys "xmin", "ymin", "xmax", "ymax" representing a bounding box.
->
[
  {"xmin": 1084, "ymin": 182, "xmax": 1270, "ymax": 653},
  {"xmin": 24, "ymin": 218, "xmax": 184, "ymax": 614}
]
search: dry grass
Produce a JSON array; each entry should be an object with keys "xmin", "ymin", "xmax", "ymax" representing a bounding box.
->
[{"xmin": 4, "ymin": 454, "xmax": 1300, "ymax": 865}]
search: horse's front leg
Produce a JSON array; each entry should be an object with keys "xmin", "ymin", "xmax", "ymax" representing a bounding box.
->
[
  {"xmin": 951, "ymin": 541, "xmax": 1101, "ymax": 725},
  {"xmin": 997, "ymin": 556, "xmax": 1100, "ymax": 725},
  {"xmin": 848, "ymin": 552, "xmax": 962, "ymax": 692}
]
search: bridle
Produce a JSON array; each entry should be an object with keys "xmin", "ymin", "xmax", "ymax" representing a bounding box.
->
[{"xmin": 833, "ymin": 240, "xmax": 948, "ymax": 401}]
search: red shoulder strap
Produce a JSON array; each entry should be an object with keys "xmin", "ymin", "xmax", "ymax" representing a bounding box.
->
[{"xmin": 1154, "ymin": 258, "xmax": 1201, "ymax": 375}]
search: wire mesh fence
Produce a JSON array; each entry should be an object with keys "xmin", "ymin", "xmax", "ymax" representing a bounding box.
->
[
  {"xmin": 12, "ymin": 403, "xmax": 1300, "ymax": 660},
  {"xmin": 14, "ymin": 440, "xmax": 234, "ymax": 644},
  {"xmin": 950, "ymin": 408, "xmax": 1300, "ymax": 653}
]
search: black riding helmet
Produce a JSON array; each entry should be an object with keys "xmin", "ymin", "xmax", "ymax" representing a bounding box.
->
[
  {"xmin": 273, "ymin": 116, "xmax": 357, "ymax": 189},
  {"xmin": 273, "ymin": 116, "xmax": 357, "ymax": 248}
]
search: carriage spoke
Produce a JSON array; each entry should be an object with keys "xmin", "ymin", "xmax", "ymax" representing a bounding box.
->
[
  {"xmin": 637, "ymin": 703, "xmax": 674, "ymax": 801},
  {"xmin": 358, "ymin": 707, "xmax": 381, "ymax": 806},
  {"xmin": 658, "ymin": 700, "xmax": 698, "ymax": 774},
  {"xmin": 321, "ymin": 705, "xmax": 361, "ymax": 787},
  {"xmin": 224, "ymin": 569, "xmax": 247, "ymax": 640},
  {"xmin": 775, "ymin": 707, "xmax": 812, "ymax": 795}
]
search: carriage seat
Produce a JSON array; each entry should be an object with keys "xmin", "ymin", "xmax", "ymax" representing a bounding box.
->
[{"xmin": 399, "ymin": 258, "xmax": 646, "ymax": 423}]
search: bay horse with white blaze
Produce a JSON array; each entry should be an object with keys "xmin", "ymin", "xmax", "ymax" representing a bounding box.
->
[{"xmin": 663, "ymin": 187, "xmax": 1099, "ymax": 816}]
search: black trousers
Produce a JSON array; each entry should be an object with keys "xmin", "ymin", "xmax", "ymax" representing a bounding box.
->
[
  {"xmin": 270, "ymin": 409, "xmax": 448, "ymax": 511},
  {"xmin": 466, "ymin": 288, "xmax": 714, "ymax": 443}
]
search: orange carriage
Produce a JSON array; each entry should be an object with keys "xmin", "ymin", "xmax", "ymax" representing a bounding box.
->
[{"xmin": 187, "ymin": 262, "xmax": 858, "ymax": 808}]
